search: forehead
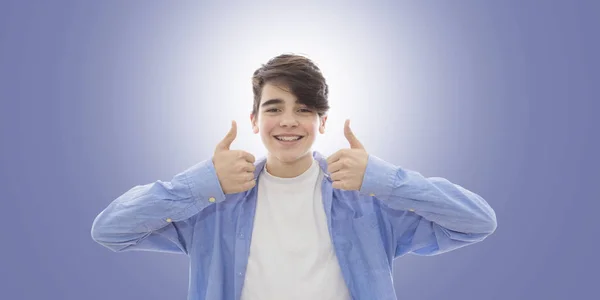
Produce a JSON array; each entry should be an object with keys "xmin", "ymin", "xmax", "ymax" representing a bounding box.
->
[{"xmin": 260, "ymin": 83, "xmax": 298, "ymax": 105}]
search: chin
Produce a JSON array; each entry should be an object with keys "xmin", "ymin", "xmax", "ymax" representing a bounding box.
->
[{"xmin": 270, "ymin": 148, "xmax": 311, "ymax": 163}]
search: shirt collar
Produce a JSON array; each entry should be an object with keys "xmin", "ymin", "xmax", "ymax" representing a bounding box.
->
[{"xmin": 253, "ymin": 150, "xmax": 332, "ymax": 182}]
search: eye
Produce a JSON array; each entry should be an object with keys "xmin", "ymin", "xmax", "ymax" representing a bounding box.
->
[{"xmin": 265, "ymin": 108, "xmax": 312, "ymax": 113}]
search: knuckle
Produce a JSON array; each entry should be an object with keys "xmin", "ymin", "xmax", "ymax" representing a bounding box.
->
[
  {"xmin": 236, "ymin": 163, "xmax": 244, "ymax": 171},
  {"xmin": 246, "ymin": 180, "xmax": 256, "ymax": 190}
]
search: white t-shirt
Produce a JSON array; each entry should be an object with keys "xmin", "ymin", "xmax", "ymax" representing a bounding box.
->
[{"xmin": 240, "ymin": 158, "xmax": 351, "ymax": 300}]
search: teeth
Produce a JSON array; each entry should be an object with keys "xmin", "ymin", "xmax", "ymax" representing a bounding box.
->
[{"xmin": 275, "ymin": 136, "xmax": 301, "ymax": 141}]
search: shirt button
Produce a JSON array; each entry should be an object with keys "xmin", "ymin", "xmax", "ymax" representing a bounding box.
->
[
  {"xmin": 238, "ymin": 232, "xmax": 244, "ymax": 239},
  {"xmin": 408, "ymin": 208, "xmax": 415, "ymax": 212},
  {"xmin": 208, "ymin": 197, "xmax": 216, "ymax": 203},
  {"xmin": 369, "ymin": 193, "xmax": 375, "ymax": 196},
  {"xmin": 166, "ymin": 218, "xmax": 172, "ymax": 222},
  {"xmin": 237, "ymin": 272, "xmax": 244, "ymax": 277}
]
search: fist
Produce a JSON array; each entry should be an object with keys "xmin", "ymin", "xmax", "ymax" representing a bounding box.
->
[
  {"xmin": 326, "ymin": 119, "xmax": 369, "ymax": 191},
  {"xmin": 212, "ymin": 120, "xmax": 257, "ymax": 194}
]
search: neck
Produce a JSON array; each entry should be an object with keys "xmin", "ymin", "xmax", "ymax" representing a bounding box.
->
[{"xmin": 265, "ymin": 151, "xmax": 314, "ymax": 178}]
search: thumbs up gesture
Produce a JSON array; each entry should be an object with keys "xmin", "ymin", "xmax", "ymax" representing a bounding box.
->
[
  {"xmin": 326, "ymin": 119, "xmax": 369, "ymax": 191},
  {"xmin": 212, "ymin": 120, "xmax": 257, "ymax": 194}
]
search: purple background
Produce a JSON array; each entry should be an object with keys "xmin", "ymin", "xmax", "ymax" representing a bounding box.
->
[{"xmin": 1, "ymin": 1, "xmax": 598, "ymax": 299}]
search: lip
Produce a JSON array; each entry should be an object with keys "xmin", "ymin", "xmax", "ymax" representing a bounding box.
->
[
  {"xmin": 273, "ymin": 134, "xmax": 305, "ymax": 137},
  {"xmin": 273, "ymin": 135, "xmax": 304, "ymax": 145}
]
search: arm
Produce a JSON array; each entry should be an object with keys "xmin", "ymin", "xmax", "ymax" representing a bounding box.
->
[
  {"xmin": 90, "ymin": 158, "xmax": 226, "ymax": 255},
  {"xmin": 359, "ymin": 155, "xmax": 497, "ymax": 257}
]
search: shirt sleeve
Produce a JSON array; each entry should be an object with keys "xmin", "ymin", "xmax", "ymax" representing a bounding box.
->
[
  {"xmin": 90, "ymin": 158, "xmax": 227, "ymax": 255},
  {"xmin": 359, "ymin": 154, "xmax": 498, "ymax": 257}
]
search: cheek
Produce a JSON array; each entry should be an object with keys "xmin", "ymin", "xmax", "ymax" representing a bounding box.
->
[
  {"xmin": 259, "ymin": 119, "xmax": 277, "ymax": 133},
  {"xmin": 305, "ymin": 121, "xmax": 319, "ymax": 134}
]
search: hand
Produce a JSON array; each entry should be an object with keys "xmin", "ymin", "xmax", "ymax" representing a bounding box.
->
[
  {"xmin": 212, "ymin": 120, "xmax": 257, "ymax": 194},
  {"xmin": 326, "ymin": 119, "xmax": 369, "ymax": 191}
]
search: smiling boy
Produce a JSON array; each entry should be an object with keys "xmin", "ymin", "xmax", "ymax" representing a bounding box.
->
[{"xmin": 91, "ymin": 54, "xmax": 497, "ymax": 300}]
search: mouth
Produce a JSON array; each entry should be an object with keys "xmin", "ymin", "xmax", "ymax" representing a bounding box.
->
[{"xmin": 273, "ymin": 135, "xmax": 305, "ymax": 145}]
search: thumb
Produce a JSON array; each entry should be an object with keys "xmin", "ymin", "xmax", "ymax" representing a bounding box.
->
[
  {"xmin": 215, "ymin": 120, "xmax": 237, "ymax": 153},
  {"xmin": 344, "ymin": 119, "xmax": 364, "ymax": 149}
]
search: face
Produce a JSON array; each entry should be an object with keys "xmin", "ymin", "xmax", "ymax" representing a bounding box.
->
[{"xmin": 250, "ymin": 82, "xmax": 327, "ymax": 164}]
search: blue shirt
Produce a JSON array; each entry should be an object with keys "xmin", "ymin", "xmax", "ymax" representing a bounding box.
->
[{"xmin": 91, "ymin": 151, "xmax": 497, "ymax": 300}]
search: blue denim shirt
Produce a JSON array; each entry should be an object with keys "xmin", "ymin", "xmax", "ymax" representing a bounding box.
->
[{"xmin": 91, "ymin": 151, "xmax": 497, "ymax": 300}]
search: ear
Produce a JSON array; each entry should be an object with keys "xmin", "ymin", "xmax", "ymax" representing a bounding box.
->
[
  {"xmin": 319, "ymin": 115, "xmax": 327, "ymax": 134},
  {"xmin": 250, "ymin": 113, "xmax": 259, "ymax": 134}
]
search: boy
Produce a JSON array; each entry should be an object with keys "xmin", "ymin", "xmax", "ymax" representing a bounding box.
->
[{"xmin": 91, "ymin": 54, "xmax": 497, "ymax": 300}]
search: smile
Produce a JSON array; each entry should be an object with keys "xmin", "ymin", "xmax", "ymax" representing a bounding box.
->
[
  {"xmin": 274, "ymin": 135, "xmax": 304, "ymax": 141},
  {"xmin": 273, "ymin": 135, "xmax": 304, "ymax": 145}
]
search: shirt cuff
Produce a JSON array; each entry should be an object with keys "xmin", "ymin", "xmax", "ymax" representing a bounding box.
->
[
  {"xmin": 359, "ymin": 154, "xmax": 399, "ymax": 201},
  {"xmin": 181, "ymin": 159, "xmax": 227, "ymax": 209}
]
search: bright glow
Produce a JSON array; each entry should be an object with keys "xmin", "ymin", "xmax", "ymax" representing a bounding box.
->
[{"xmin": 169, "ymin": 4, "xmax": 402, "ymax": 159}]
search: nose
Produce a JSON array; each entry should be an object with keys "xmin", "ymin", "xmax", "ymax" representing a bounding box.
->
[{"xmin": 279, "ymin": 112, "xmax": 299, "ymax": 127}]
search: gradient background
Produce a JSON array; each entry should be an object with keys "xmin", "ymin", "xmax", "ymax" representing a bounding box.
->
[{"xmin": 1, "ymin": 1, "xmax": 598, "ymax": 299}]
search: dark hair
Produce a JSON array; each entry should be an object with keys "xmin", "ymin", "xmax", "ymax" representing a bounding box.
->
[{"xmin": 251, "ymin": 53, "xmax": 330, "ymax": 118}]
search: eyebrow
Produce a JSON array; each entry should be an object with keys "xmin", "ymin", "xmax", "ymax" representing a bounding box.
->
[{"xmin": 261, "ymin": 98, "xmax": 299, "ymax": 107}]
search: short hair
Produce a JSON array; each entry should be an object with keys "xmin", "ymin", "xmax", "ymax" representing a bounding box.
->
[{"xmin": 252, "ymin": 53, "xmax": 330, "ymax": 118}]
